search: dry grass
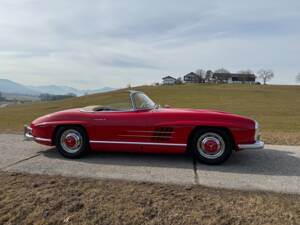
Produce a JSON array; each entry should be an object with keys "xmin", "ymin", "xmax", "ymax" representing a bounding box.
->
[
  {"xmin": 0, "ymin": 171, "xmax": 299, "ymax": 225},
  {"xmin": 262, "ymin": 131, "xmax": 300, "ymax": 145},
  {"xmin": 0, "ymin": 84, "xmax": 300, "ymax": 145}
]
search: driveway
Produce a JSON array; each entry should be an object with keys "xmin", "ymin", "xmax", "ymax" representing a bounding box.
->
[{"xmin": 1, "ymin": 134, "xmax": 299, "ymax": 194}]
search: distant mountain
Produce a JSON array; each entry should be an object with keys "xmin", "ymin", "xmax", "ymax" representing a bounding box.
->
[
  {"xmin": 28, "ymin": 85, "xmax": 115, "ymax": 96},
  {"xmin": 81, "ymin": 87, "xmax": 115, "ymax": 95},
  {"xmin": 28, "ymin": 85, "xmax": 81, "ymax": 96},
  {"xmin": 0, "ymin": 78, "xmax": 115, "ymax": 97},
  {"xmin": 0, "ymin": 79, "xmax": 39, "ymax": 95}
]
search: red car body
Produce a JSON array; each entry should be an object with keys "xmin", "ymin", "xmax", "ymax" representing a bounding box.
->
[{"xmin": 25, "ymin": 91, "xmax": 263, "ymax": 155}]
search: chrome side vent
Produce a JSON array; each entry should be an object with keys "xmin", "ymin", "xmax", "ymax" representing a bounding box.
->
[{"xmin": 151, "ymin": 127, "xmax": 174, "ymax": 141}]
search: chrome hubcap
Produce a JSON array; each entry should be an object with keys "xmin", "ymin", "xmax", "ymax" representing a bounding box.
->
[
  {"xmin": 60, "ymin": 130, "xmax": 82, "ymax": 153},
  {"xmin": 201, "ymin": 137, "xmax": 221, "ymax": 153},
  {"xmin": 197, "ymin": 132, "xmax": 225, "ymax": 159}
]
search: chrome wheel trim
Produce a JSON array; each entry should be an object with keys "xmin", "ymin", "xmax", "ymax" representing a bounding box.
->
[
  {"xmin": 60, "ymin": 129, "xmax": 83, "ymax": 154},
  {"xmin": 196, "ymin": 132, "xmax": 225, "ymax": 159}
]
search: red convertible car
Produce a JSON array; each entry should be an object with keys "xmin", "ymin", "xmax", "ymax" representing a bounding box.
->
[{"xmin": 24, "ymin": 90, "xmax": 264, "ymax": 164}]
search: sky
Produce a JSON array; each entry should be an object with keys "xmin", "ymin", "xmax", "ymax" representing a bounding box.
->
[{"xmin": 0, "ymin": 0, "xmax": 299, "ymax": 89}]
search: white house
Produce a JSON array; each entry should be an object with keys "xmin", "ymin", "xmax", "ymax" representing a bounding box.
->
[
  {"xmin": 212, "ymin": 73, "xmax": 256, "ymax": 84},
  {"xmin": 162, "ymin": 76, "xmax": 176, "ymax": 85}
]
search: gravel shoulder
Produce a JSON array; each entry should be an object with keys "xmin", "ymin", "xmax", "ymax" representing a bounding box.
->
[{"xmin": 1, "ymin": 171, "xmax": 299, "ymax": 225}]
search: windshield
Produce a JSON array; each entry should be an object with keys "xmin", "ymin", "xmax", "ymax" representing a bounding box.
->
[
  {"xmin": 82, "ymin": 91, "xmax": 157, "ymax": 112},
  {"xmin": 132, "ymin": 92, "xmax": 156, "ymax": 110}
]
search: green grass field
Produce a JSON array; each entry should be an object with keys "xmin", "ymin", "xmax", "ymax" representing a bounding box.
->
[{"xmin": 1, "ymin": 84, "xmax": 300, "ymax": 144}]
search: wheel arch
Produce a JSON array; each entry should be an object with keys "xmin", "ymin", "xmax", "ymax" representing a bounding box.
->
[
  {"xmin": 186, "ymin": 126, "xmax": 236, "ymax": 152},
  {"xmin": 52, "ymin": 124, "xmax": 89, "ymax": 145}
]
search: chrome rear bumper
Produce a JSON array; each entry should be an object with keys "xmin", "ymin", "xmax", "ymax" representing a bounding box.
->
[
  {"xmin": 238, "ymin": 141, "xmax": 264, "ymax": 150},
  {"xmin": 24, "ymin": 125, "xmax": 34, "ymax": 141}
]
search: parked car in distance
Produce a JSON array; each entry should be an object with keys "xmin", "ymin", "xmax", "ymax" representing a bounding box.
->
[{"xmin": 24, "ymin": 90, "xmax": 264, "ymax": 165}]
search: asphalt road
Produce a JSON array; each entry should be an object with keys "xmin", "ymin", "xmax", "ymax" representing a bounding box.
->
[{"xmin": 1, "ymin": 134, "xmax": 300, "ymax": 194}]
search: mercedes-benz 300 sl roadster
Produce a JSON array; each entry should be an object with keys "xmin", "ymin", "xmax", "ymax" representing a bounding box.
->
[{"xmin": 24, "ymin": 91, "xmax": 264, "ymax": 165}]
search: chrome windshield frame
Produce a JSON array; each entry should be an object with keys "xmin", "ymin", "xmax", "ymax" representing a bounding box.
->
[{"xmin": 129, "ymin": 90, "xmax": 156, "ymax": 111}]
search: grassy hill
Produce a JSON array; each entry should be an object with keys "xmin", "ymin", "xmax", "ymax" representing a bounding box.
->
[{"xmin": 1, "ymin": 84, "xmax": 300, "ymax": 145}]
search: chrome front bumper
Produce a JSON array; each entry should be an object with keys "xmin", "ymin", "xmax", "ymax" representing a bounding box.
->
[
  {"xmin": 238, "ymin": 141, "xmax": 264, "ymax": 150},
  {"xmin": 24, "ymin": 125, "xmax": 34, "ymax": 141}
]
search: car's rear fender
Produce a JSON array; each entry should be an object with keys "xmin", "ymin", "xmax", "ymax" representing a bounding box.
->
[
  {"xmin": 32, "ymin": 121, "xmax": 89, "ymax": 145},
  {"xmin": 51, "ymin": 123, "xmax": 90, "ymax": 145}
]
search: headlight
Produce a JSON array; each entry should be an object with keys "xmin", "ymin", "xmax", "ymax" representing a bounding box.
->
[{"xmin": 254, "ymin": 121, "xmax": 260, "ymax": 141}]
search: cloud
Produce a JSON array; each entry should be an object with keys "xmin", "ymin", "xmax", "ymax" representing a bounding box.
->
[
  {"xmin": 0, "ymin": 0, "xmax": 299, "ymax": 88},
  {"xmin": 100, "ymin": 55, "xmax": 159, "ymax": 69}
]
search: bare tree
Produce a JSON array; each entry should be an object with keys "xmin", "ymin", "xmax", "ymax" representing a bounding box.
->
[
  {"xmin": 257, "ymin": 69, "xmax": 274, "ymax": 85},
  {"xmin": 195, "ymin": 69, "xmax": 206, "ymax": 79},
  {"xmin": 175, "ymin": 77, "xmax": 183, "ymax": 84},
  {"xmin": 214, "ymin": 68, "xmax": 230, "ymax": 74},
  {"xmin": 296, "ymin": 73, "xmax": 300, "ymax": 83},
  {"xmin": 205, "ymin": 70, "xmax": 213, "ymax": 82}
]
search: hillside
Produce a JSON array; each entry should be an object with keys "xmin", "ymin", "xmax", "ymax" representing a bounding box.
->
[{"xmin": 0, "ymin": 84, "xmax": 300, "ymax": 145}]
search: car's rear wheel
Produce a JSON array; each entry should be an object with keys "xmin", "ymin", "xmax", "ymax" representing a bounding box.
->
[
  {"xmin": 190, "ymin": 128, "xmax": 233, "ymax": 165},
  {"xmin": 55, "ymin": 126, "xmax": 89, "ymax": 158}
]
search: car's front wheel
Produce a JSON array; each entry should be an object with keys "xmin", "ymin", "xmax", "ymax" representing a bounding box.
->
[
  {"xmin": 55, "ymin": 126, "xmax": 89, "ymax": 158},
  {"xmin": 190, "ymin": 128, "xmax": 233, "ymax": 165}
]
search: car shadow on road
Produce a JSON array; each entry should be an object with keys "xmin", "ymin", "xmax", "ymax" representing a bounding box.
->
[
  {"xmin": 198, "ymin": 147, "xmax": 300, "ymax": 177},
  {"xmin": 40, "ymin": 148, "xmax": 194, "ymax": 170},
  {"xmin": 40, "ymin": 146, "xmax": 300, "ymax": 177}
]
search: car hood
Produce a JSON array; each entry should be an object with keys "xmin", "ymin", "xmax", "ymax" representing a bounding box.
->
[
  {"xmin": 156, "ymin": 108, "xmax": 254, "ymax": 124},
  {"xmin": 158, "ymin": 108, "xmax": 242, "ymax": 116}
]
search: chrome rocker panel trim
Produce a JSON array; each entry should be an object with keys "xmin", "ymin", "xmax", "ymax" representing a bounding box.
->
[
  {"xmin": 90, "ymin": 140, "xmax": 187, "ymax": 147},
  {"xmin": 238, "ymin": 141, "xmax": 264, "ymax": 150}
]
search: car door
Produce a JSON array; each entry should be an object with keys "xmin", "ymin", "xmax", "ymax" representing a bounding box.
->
[
  {"xmin": 141, "ymin": 108, "xmax": 189, "ymax": 153},
  {"xmin": 88, "ymin": 110, "xmax": 150, "ymax": 152}
]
